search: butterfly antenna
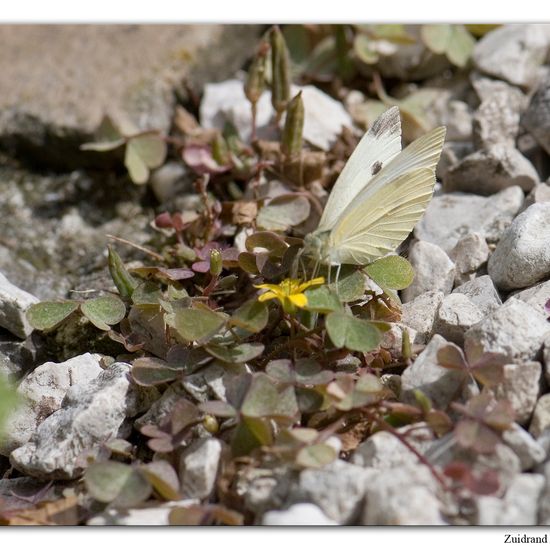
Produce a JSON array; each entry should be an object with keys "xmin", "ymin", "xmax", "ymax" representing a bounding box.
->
[{"xmin": 335, "ymin": 263, "xmax": 342, "ymax": 297}]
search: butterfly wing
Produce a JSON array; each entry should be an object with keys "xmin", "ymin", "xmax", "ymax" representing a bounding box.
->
[
  {"xmin": 341, "ymin": 125, "xmax": 446, "ymax": 210},
  {"xmin": 327, "ymin": 167, "xmax": 438, "ymax": 265},
  {"xmin": 316, "ymin": 106, "xmax": 402, "ymax": 232}
]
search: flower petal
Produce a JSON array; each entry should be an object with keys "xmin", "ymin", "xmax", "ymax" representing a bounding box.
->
[
  {"xmin": 258, "ymin": 291, "xmax": 278, "ymax": 302},
  {"xmin": 288, "ymin": 293, "xmax": 308, "ymax": 308},
  {"xmin": 297, "ymin": 277, "xmax": 326, "ymax": 292}
]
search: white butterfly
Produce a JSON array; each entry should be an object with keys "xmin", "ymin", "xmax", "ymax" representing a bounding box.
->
[{"xmin": 303, "ymin": 106, "xmax": 446, "ymax": 267}]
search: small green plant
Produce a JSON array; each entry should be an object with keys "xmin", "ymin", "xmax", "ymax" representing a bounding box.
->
[{"xmin": 21, "ymin": 24, "xmax": 511, "ymax": 524}]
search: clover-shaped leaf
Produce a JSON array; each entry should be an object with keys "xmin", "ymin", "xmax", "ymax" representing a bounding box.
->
[
  {"xmin": 230, "ymin": 300, "xmax": 269, "ymax": 333},
  {"xmin": 173, "ymin": 305, "xmax": 227, "ymax": 344},
  {"xmin": 326, "ymin": 312, "xmax": 382, "ymax": 353},
  {"xmin": 421, "ymin": 24, "xmax": 476, "ymax": 68},
  {"xmin": 81, "ymin": 295, "xmax": 126, "ymax": 331},
  {"xmin": 205, "ymin": 342, "xmax": 265, "ymax": 364},
  {"xmin": 257, "ymin": 195, "xmax": 311, "ymax": 232},
  {"xmin": 125, "ymin": 133, "xmax": 167, "ymax": 184},
  {"xmin": 131, "ymin": 357, "xmax": 181, "ymax": 386},
  {"xmin": 304, "ymin": 285, "xmax": 342, "ymax": 313},
  {"xmin": 139, "ymin": 460, "xmax": 181, "ymax": 501},
  {"xmin": 85, "ymin": 461, "xmax": 152, "ymax": 508},
  {"xmin": 365, "ymin": 255, "xmax": 414, "ymax": 291},
  {"xmin": 26, "ymin": 301, "xmax": 79, "ymax": 331}
]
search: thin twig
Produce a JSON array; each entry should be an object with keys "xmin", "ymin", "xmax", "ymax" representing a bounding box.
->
[{"xmin": 106, "ymin": 234, "xmax": 165, "ymax": 262}]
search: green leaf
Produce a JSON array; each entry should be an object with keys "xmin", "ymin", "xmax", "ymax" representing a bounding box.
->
[
  {"xmin": 26, "ymin": 301, "xmax": 79, "ymax": 331},
  {"xmin": 421, "ymin": 24, "xmax": 475, "ymax": 68},
  {"xmin": 108, "ymin": 245, "xmax": 137, "ymax": 300},
  {"xmin": 326, "ymin": 312, "xmax": 382, "ymax": 353},
  {"xmin": 296, "ymin": 443, "xmax": 338, "ymax": 469},
  {"xmin": 85, "ymin": 461, "xmax": 152, "ymax": 507},
  {"xmin": 131, "ymin": 282, "xmax": 163, "ymax": 305},
  {"xmin": 328, "ymin": 267, "xmax": 366, "ymax": 302},
  {"xmin": 353, "ymin": 34, "xmax": 379, "ymax": 64},
  {"xmin": 198, "ymin": 400, "xmax": 238, "ymax": 418},
  {"xmin": 132, "ymin": 357, "xmax": 181, "ymax": 386},
  {"xmin": 230, "ymin": 299, "xmax": 268, "ymax": 333},
  {"xmin": 139, "ymin": 460, "xmax": 181, "ymax": 501},
  {"xmin": 241, "ymin": 373, "xmax": 299, "ymax": 420},
  {"xmin": 365, "ymin": 255, "xmax": 415, "ymax": 290},
  {"xmin": 245, "ymin": 231, "xmax": 289, "ymax": 257},
  {"xmin": 231, "ymin": 417, "xmax": 273, "ymax": 456},
  {"xmin": 81, "ymin": 295, "xmax": 126, "ymax": 331},
  {"xmin": 124, "ymin": 133, "xmax": 167, "ymax": 185},
  {"xmin": 257, "ymin": 195, "xmax": 311, "ymax": 231},
  {"xmin": 173, "ymin": 305, "xmax": 227, "ymax": 344},
  {"xmin": 205, "ymin": 342, "xmax": 265, "ymax": 364},
  {"xmin": 304, "ymin": 285, "xmax": 342, "ymax": 313}
]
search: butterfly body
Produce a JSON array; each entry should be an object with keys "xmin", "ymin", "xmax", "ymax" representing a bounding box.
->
[{"xmin": 303, "ymin": 106, "xmax": 446, "ymax": 267}]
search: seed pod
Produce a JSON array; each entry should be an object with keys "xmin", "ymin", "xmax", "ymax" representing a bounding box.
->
[
  {"xmin": 108, "ymin": 245, "xmax": 137, "ymax": 300},
  {"xmin": 209, "ymin": 249, "xmax": 223, "ymax": 276},
  {"xmin": 245, "ymin": 40, "xmax": 269, "ymax": 106},
  {"xmin": 212, "ymin": 132, "xmax": 230, "ymax": 166},
  {"xmin": 281, "ymin": 91, "xmax": 304, "ymax": 158},
  {"xmin": 270, "ymin": 26, "xmax": 291, "ymax": 120}
]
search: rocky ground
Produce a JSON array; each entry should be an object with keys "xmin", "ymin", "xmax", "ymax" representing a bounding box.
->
[{"xmin": 2, "ymin": 24, "xmax": 550, "ymax": 526}]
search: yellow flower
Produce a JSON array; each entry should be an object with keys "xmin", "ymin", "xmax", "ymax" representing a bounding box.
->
[{"xmin": 254, "ymin": 277, "xmax": 325, "ymax": 314}]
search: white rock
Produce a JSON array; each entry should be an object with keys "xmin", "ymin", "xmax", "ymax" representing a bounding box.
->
[
  {"xmin": 400, "ymin": 334, "xmax": 466, "ymax": 410},
  {"xmin": 182, "ymin": 363, "xmax": 226, "ymax": 402},
  {"xmin": 415, "ymin": 186, "xmax": 524, "ymax": 253},
  {"xmin": 444, "ymin": 144, "xmax": 539, "ymax": 195},
  {"xmin": 471, "ymin": 72, "xmax": 527, "ymax": 105},
  {"xmin": 494, "ymin": 362, "xmax": 542, "ymax": 425},
  {"xmin": 288, "ymin": 459, "xmax": 372, "ymax": 524},
  {"xmin": 262, "ymin": 503, "xmax": 338, "ymax": 526},
  {"xmin": 545, "ymin": 334, "xmax": 550, "ymax": 385},
  {"xmin": 351, "ymin": 425, "xmax": 433, "ymax": 469},
  {"xmin": 473, "ymin": 24, "xmax": 550, "ymax": 88},
  {"xmin": 522, "ymin": 183, "xmax": 550, "ymax": 211},
  {"xmin": 361, "ymin": 464, "xmax": 445, "ymax": 525},
  {"xmin": 401, "ymin": 241, "xmax": 455, "ymax": 303},
  {"xmin": 489, "ymin": 204, "xmax": 550, "ymax": 290},
  {"xmin": 511, "ymin": 280, "xmax": 550, "ymax": 318},
  {"xmin": 476, "ymin": 473, "xmax": 544, "ymax": 525},
  {"xmin": 464, "ymin": 299, "xmax": 550, "ymax": 362},
  {"xmin": 453, "ymin": 275, "xmax": 502, "ymax": 317},
  {"xmin": 530, "ymin": 394, "xmax": 550, "ymax": 438},
  {"xmin": 401, "ymin": 291, "xmax": 443, "ymax": 344},
  {"xmin": 179, "ymin": 437, "xmax": 222, "ymax": 499},
  {"xmin": 449, "ymin": 233, "xmax": 489, "ymax": 286},
  {"xmin": 473, "ymin": 88, "xmax": 527, "ymax": 148},
  {"xmin": 502, "ymin": 424, "xmax": 546, "ymax": 470},
  {"xmin": 0, "ymin": 272, "xmax": 39, "ymax": 339},
  {"xmin": 87, "ymin": 499, "xmax": 197, "ymax": 526},
  {"xmin": 436, "ymin": 141, "xmax": 474, "ymax": 181},
  {"xmin": 10, "ymin": 362, "xmax": 159, "ymax": 479},
  {"xmin": 200, "ymin": 79, "xmax": 353, "ymax": 150},
  {"xmin": 0, "ymin": 353, "xmax": 103, "ymax": 456},
  {"xmin": 237, "ymin": 465, "xmax": 295, "ymax": 517},
  {"xmin": 433, "ymin": 293, "xmax": 484, "ymax": 345},
  {"xmin": 134, "ymin": 381, "xmax": 187, "ymax": 430},
  {"xmin": 521, "ymin": 75, "xmax": 550, "ymax": 155},
  {"xmin": 380, "ymin": 323, "xmax": 418, "ymax": 355}
]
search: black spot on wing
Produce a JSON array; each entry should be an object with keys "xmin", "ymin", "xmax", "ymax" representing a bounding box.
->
[
  {"xmin": 369, "ymin": 106, "xmax": 401, "ymax": 138},
  {"xmin": 371, "ymin": 161, "xmax": 383, "ymax": 175}
]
